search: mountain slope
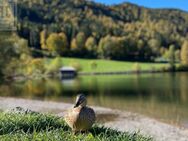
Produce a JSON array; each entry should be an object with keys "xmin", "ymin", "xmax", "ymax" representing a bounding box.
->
[{"xmin": 16, "ymin": 0, "xmax": 188, "ymax": 60}]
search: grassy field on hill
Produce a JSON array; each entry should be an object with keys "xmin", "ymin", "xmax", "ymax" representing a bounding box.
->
[
  {"xmin": 0, "ymin": 111, "xmax": 151, "ymax": 141},
  {"xmin": 46, "ymin": 57, "xmax": 168, "ymax": 73}
]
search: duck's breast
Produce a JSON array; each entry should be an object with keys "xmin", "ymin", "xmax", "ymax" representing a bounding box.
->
[{"xmin": 64, "ymin": 108, "xmax": 81, "ymax": 129}]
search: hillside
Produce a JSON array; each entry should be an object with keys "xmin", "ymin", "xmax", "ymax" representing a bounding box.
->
[{"xmin": 15, "ymin": 0, "xmax": 188, "ymax": 61}]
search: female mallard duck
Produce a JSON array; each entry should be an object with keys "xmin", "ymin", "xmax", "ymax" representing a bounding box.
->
[{"xmin": 64, "ymin": 94, "xmax": 96, "ymax": 133}]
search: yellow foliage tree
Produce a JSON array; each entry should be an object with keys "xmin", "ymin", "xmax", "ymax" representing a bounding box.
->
[
  {"xmin": 85, "ymin": 36, "xmax": 97, "ymax": 52},
  {"xmin": 46, "ymin": 57, "xmax": 63, "ymax": 74},
  {"xmin": 181, "ymin": 41, "xmax": 188, "ymax": 65},
  {"xmin": 40, "ymin": 29, "xmax": 48, "ymax": 49},
  {"xmin": 46, "ymin": 33, "xmax": 67, "ymax": 54}
]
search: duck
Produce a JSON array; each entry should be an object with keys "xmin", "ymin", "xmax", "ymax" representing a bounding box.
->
[{"xmin": 64, "ymin": 94, "xmax": 96, "ymax": 133}]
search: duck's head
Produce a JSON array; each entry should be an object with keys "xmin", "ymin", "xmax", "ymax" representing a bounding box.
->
[{"xmin": 74, "ymin": 94, "xmax": 87, "ymax": 108}]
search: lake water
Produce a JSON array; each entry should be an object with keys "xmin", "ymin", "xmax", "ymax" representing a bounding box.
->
[{"xmin": 0, "ymin": 72, "xmax": 188, "ymax": 128}]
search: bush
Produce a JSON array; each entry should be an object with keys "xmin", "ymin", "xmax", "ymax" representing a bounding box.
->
[
  {"xmin": 159, "ymin": 65, "xmax": 172, "ymax": 72},
  {"xmin": 70, "ymin": 62, "xmax": 82, "ymax": 72},
  {"xmin": 90, "ymin": 61, "xmax": 97, "ymax": 70},
  {"xmin": 26, "ymin": 59, "xmax": 45, "ymax": 75},
  {"xmin": 176, "ymin": 64, "xmax": 188, "ymax": 71},
  {"xmin": 46, "ymin": 57, "xmax": 63, "ymax": 75}
]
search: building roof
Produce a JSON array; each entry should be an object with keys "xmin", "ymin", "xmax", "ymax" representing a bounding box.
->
[{"xmin": 60, "ymin": 66, "xmax": 76, "ymax": 71}]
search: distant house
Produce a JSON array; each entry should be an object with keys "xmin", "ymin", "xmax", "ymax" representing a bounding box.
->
[{"xmin": 60, "ymin": 66, "xmax": 77, "ymax": 79}]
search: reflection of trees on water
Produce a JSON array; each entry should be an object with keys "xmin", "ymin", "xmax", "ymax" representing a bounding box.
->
[
  {"xmin": 1, "ymin": 73, "xmax": 188, "ymax": 127},
  {"xmin": 180, "ymin": 73, "xmax": 188, "ymax": 103},
  {"xmin": 1, "ymin": 73, "xmax": 188, "ymax": 105}
]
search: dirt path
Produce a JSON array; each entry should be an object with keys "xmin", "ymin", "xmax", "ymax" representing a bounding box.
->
[{"xmin": 0, "ymin": 97, "xmax": 188, "ymax": 141}]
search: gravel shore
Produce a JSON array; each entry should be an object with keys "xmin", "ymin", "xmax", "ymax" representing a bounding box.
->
[{"xmin": 0, "ymin": 97, "xmax": 188, "ymax": 141}]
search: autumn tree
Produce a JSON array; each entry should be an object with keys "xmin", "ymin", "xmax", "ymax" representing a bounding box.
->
[
  {"xmin": 40, "ymin": 29, "xmax": 48, "ymax": 49},
  {"xmin": 85, "ymin": 36, "xmax": 97, "ymax": 57},
  {"xmin": 181, "ymin": 41, "xmax": 188, "ymax": 65},
  {"xmin": 46, "ymin": 32, "xmax": 68, "ymax": 55},
  {"xmin": 175, "ymin": 49, "xmax": 180, "ymax": 61},
  {"xmin": 71, "ymin": 32, "xmax": 86, "ymax": 51},
  {"xmin": 70, "ymin": 32, "xmax": 87, "ymax": 56},
  {"xmin": 46, "ymin": 57, "xmax": 63, "ymax": 75},
  {"xmin": 98, "ymin": 36, "xmax": 126, "ymax": 60},
  {"xmin": 0, "ymin": 34, "xmax": 28, "ymax": 78},
  {"xmin": 168, "ymin": 45, "xmax": 176, "ymax": 70}
]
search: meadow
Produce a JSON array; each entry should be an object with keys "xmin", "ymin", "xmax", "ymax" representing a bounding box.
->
[
  {"xmin": 0, "ymin": 111, "xmax": 151, "ymax": 141},
  {"xmin": 45, "ymin": 57, "xmax": 169, "ymax": 73}
]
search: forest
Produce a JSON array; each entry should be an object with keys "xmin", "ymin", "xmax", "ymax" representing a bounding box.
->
[
  {"xmin": 15, "ymin": 0, "xmax": 188, "ymax": 61},
  {"xmin": 1, "ymin": 0, "xmax": 188, "ymax": 79}
]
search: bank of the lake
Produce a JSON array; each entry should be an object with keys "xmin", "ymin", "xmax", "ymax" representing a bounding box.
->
[
  {"xmin": 10, "ymin": 57, "xmax": 188, "ymax": 81},
  {"xmin": 0, "ymin": 97, "xmax": 188, "ymax": 141},
  {"xmin": 0, "ymin": 111, "xmax": 149, "ymax": 141}
]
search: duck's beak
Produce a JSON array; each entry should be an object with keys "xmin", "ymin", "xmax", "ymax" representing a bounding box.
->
[{"xmin": 74, "ymin": 101, "xmax": 80, "ymax": 108}]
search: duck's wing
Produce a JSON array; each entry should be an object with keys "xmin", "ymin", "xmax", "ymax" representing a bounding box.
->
[
  {"xmin": 80, "ymin": 107, "xmax": 96, "ymax": 124},
  {"xmin": 86, "ymin": 107, "xmax": 96, "ymax": 122}
]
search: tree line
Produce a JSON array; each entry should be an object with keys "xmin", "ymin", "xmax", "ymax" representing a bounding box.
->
[{"xmin": 13, "ymin": 0, "xmax": 188, "ymax": 62}]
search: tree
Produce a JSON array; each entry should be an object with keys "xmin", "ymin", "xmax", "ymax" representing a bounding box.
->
[
  {"xmin": 27, "ymin": 59, "xmax": 45, "ymax": 75},
  {"xmin": 148, "ymin": 38, "xmax": 161, "ymax": 55},
  {"xmin": 46, "ymin": 33, "xmax": 68, "ymax": 54},
  {"xmin": 59, "ymin": 33, "xmax": 68, "ymax": 52},
  {"xmin": 0, "ymin": 34, "xmax": 24, "ymax": 78},
  {"xmin": 175, "ymin": 49, "xmax": 180, "ymax": 62},
  {"xmin": 40, "ymin": 29, "xmax": 48, "ymax": 49},
  {"xmin": 46, "ymin": 57, "xmax": 63, "ymax": 75},
  {"xmin": 29, "ymin": 27, "xmax": 40, "ymax": 49},
  {"xmin": 85, "ymin": 36, "xmax": 97, "ymax": 57},
  {"xmin": 181, "ymin": 41, "xmax": 188, "ymax": 65},
  {"xmin": 168, "ymin": 45, "xmax": 175, "ymax": 70},
  {"xmin": 75, "ymin": 32, "xmax": 86, "ymax": 50},
  {"xmin": 85, "ymin": 36, "xmax": 97, "ymax": 51},
  {"xmin": 98, "ymin": 36, "xmax": 126, "ymax": 60},
  {"xmin": 70, "ymin": 38, "xmax": 77, "ymax": 51},
  {"xmin": 98, "ymin": 35, "xmax": 112, "ymax": 59},
  {"xmin": 70, "ymin": 32, "xmax": 87, "ymax": 56}
]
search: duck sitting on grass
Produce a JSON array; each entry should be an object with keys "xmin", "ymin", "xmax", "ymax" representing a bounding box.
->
[{"xmin": 64, "ymin": 94, "xmax": 96, "ymax": 134}]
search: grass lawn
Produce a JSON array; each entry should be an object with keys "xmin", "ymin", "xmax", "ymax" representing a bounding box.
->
[
  {"xmin": 0, "ymin": 112, "xmax": 151, "ymax": 141},
  {"xmin": 46, "ymin": 57, "xmax": 168, "ymax": 73}
]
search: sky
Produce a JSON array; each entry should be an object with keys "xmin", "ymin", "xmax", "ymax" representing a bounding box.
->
[{"xmin": 94, "ymin": 0, "xmax": 188, "ymax": 12}]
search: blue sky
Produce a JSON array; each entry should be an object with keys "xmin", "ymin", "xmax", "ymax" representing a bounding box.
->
[{"xmin": 94, "ymin": 0, "xmax": 188, "ymax": 12}]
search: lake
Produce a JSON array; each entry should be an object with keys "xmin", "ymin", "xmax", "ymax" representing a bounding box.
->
[{"xmin": 0, "ymin": 72, "xmax": 188, "ymax": 128}]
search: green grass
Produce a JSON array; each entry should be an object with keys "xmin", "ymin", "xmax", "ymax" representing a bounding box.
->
[
  {"xmin": 0, "ymin": 112, "xmax": 151, "ymax": 141},
  {"xmin": 46, "ymin": 57, "xmax": 168, "ymax": 73}
]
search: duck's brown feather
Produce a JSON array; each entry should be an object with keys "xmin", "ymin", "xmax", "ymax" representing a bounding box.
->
[{"xmin": 64, "ymin": 106, "xmax": 95, "ymax": 131}]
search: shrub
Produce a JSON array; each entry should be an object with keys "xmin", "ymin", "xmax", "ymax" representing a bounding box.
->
[
  {"xmin": 176, "ymin": 64, "xmax": 188, "ymax": 71},
  {"xmin": 46, "ymin": 57, "xmax": 63, "ymax": 75},
  {"xmin": 90, "ymin": 61, "xmax": 97, "ymax": 70},
  {"xmin": 26, "ymin": 59, "xmax": 45, "ymax": 75},
  {"xmin": 70, "ymin": 62, "xmax": 82, "ymax": 72},
  {"xmin": 160, "ymin": 65, "xmax": 172, "ymax": 72}
]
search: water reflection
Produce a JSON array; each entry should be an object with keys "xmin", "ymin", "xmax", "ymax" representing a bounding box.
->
[{"xmin": 0, "ymin": 73, "xmax": 188, "ymax": 128}]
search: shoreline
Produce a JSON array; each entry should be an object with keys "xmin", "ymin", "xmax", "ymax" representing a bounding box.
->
[
  {"xmin": 9, "ymin": 69, "xmax": 188, "ymax": 82},
  {"xmin": 0, "ymin": 97, "xmax": 188, "ymax": 141},
  {"xmin": 79, "ymin": 69, "xmax": 170, "ymax": 76}
]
